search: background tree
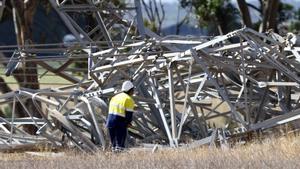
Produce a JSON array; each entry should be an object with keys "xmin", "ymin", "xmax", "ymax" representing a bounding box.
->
[
  {"xmin": 180, "ymin": 0, "xmax": 241, "ymax": 35},
  {"xmin": 237, "ymin": 0, "xmax": 280, "ymax": 32},
  {"xmin": 142, "ymin": 0, "xmax": 165, "ymax": 35},
  {"xmin": 0, "ymin": 0, "xmax": 69, "ymax": 134},
  {"xmin": 0, "ymin": 0, "xmax": 127, "ymax": 131},
  {"xmin": 288, "ymin": 8, "xmax": 300, "ymax": 33},
  {"xmin": 181, "ymin": 0, "xmax": 297, "ymax": 34},
  {"xmin": 6, "ymin": 0, "xmax": 40, "ymax": 134}
]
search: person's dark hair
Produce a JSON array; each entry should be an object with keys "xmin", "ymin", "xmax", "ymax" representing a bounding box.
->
[{"xmin": 125, "ymin": 88, "xmax": 134, "ymax": 95}]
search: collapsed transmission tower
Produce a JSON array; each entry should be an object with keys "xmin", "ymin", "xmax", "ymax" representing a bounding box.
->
[{"xmin": 0, "ymin": 0, "xmax": 300, "ymax": 152}]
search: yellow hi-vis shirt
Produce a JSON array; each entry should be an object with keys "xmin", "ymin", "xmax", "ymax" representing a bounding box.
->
[{"xmin": 108, "ymin": 92, "xmax": 135, "ymax": 117}]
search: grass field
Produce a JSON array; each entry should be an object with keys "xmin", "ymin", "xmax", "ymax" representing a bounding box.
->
[
  {"xmin": 1, "ymin": 136, "xmax": 300, "ymax": 169},
  {"xmin": 0, "ymin": 67, "xmax": 83, "ymax": 91}
]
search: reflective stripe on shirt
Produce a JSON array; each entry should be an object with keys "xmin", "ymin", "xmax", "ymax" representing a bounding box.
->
[{"xmin": 108, "ymin": 92, "xmax": 135, "ymax": 117}]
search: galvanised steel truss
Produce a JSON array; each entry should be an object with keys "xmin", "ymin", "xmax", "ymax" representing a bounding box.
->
[{"xmin": 0, "ymin": 0, "xmax": 300, "ymax": 152}]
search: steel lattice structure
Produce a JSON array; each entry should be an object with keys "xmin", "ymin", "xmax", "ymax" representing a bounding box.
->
[{"xmin": 0, "ymin": 0, "xmax": 300, "ymax": 152}]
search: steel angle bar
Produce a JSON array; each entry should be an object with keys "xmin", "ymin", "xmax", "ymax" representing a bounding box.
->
[
  {"xmin": 191, "ymin": 50, "xmax": 247, "ymax": 127},
  {"xmin": 205, "ymin": 42, "xmax": 249, "ymax": 53},
  {"xmin": 58, "ymin": 5, "xmax": 101, "ymax": 12},
  {"xmin": 56, "ymin": 0, "xmax": 68, "ymax": 6},
  {"xmin": 91, "ymin": 55, "xmax": 155, "ymax": 73},
  {"xmin": 193, "ymin": 74, "xmax": 208, "ymax": 99},
  {"xmin": 205, "ymin": 111, "xmax": 232, "ymax": 121},
  {"xmin": 49, "ymin": 0, "xmax": 83, "ymax": 43},
  {"xmin": 167, "ymin": 63, "xmax": 177, "ymax": 145},
  {"xmin": 132, "ymin": 64, "xmax": 147, "ymax": 82},
  {"xmin": 177, "ymin": 109, "xmax": 189, "ymax": 140},
  {"xmin": 255, "ymin": 71, "xmax": 275, "ymax": 123},
  {"xmin": 0, "ymin": 132, "xmax": 47, "ymax": 142},
  {"xmin": 133, "ymin": 70, "xmax": 147, "ymax": 88},
  {"xmin": 134, "ymin": 0, "xmax": 146, "ymax": 38},
  {"xmin": 121, "ymin": 20, "xmax": 135, "ymax": 46},
  {"xmin": 91, "ymin": 48, "xmax": 115, "ymax": 58},
  {"xmin": 132, "ymin": 115, "xmax": 154, "ymax": 134},
  {"xmin": 0, "ymin": 123, "xmax": 10, "ymax": 134},
  {"xmin": 0, "ymin": 117, "xmax": 45, "ymax": 126},
  {"xmin": 219, "ymin": 73, "xmax": 232, "ymax": 102},
  {"xmin": 15, "ymin": 96, "xmax": 40, "ymax": 127},
  {"xmin": 177, "ymin": 61, "xmax": 202, "ymax": 139},
  {"xmin": 0, "ymin": 92, "xmax": 18, "ymax": 105},
  {"xmin": 159, "ymin": 40, "xmax": 204, "ymax": 45},
  {"xmin": 32, "ymin": 96, "xmax": 55, "ymax": 129},
  {"xmin": 9, "ymin": 96, "xmax": 16, "ymax": 145},
  {"xmin": 257, "ymin": 81, "xmax": 300, "ymax": 87},
  {"xmin": 23, "ymin": 90, "xmax": 75, "ymax": 97},
  {"xmin": 87, "ymin": 25, "xmax": 101, "ymax": 37},
  {"xmin": 36, "ymin": 61, "xmax": 80, "ymax": 84},
  {"xmin": 133, "ymin": 26, "xmax": 180, "ymax": 51},
  {"xmin": 250, "ymin": 108, "xmax": 300, "ymax": 130},
  {"xmin": 173, "ymin": 62, "xmax": 208, "ymax": 138},
  {"xmin": 101, "ymin": 70, "xmax": 125, "ymax": 88},
  {"xmin": 49, "ymin": 109, "xmax": 98, "ymax": 153},
  {"xmin": 144, "ymin": 77, "xmax": 175, "ymax": 147},
  {"xmin": 235, "ymin": 85, "xmax": 245, "ymax": 103},
  {"xmin": 0, "ymin": 138, "xmax": 10, "ymax": 147},
  {"xmin": 18, "ymin": 91, "xmax": 59, "ymax": 107},
  {"xmin": 80, "ymin": 97, "xmax": 106, "ymax": 149},
  {"xmin": 87, "ymin": 1, "xmax": 113, "ymax": 47},
  {"xmin": 0, "ymin": 92, "xmax": 15, "ymax": 100},
  {"xmin": 63, "ymin": 13, "xmax": 93, "ymax": 42},
  {"xmin": 204, "ymin": 101, "xmax": 225, "ymax": 118},
  {"xmin": 116, "ymin": 68, "xmax": 132, "ymax": 79},
  {"xmin": 282, "ymin": 58, "xmax": 300, "ymax": 73},
  {"xmin": 185, "ymin": 129, "xmax": 218, "ymax": 149},
  {"xmin": 0, "ymin": 117, "xmax": 30, "ymax": 136},
  {"xmin": 58, "ymin": 94, "xmax": 74, "ymax": 112},
  {"xmin": 190, "ymin": 28, "xmax": 243, "ymax": 52},
  {"xmin": 240, "ymin": 33, "xmax": 300, "ymax": 84},
  {"xmin": 239, "ymin": 36, "xmax": 250, "ymax": 123},
  {"xmin": 244, "ymin": 28, "xmax": 284, "ymax": 47},
  {"xmin": 288, "ymin": 48, "xmax": 300, "ymax": 63},
  {"xmin": 57, "ymin": 81, "xmax": 94, "ymax": 91},
  {"xmin": 195, "ymin": 51, "xmax": 259, "ymax": 86},
  {"xmin": 89, "ymin": 71, "xmax": 103, "ymax": 85},
  {"xmin": 0, "ymin": 0, "xmax": 5, "ymax": 20},
  {"xmin": 277, "ymin": 86, "xmax": 290, "ymax": 114},
  {"xmin": 138, "ymin": 83, "xmax": 166, "ymax": 133},
  {"xmin": 295, "ymin": 96, "xmax": 300, "ymax": 109},
  {"xmin": 177, "ymin": 77, "xmax": 192, "ymax": 140}
]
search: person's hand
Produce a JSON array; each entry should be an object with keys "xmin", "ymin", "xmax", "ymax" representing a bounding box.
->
[{"xmin": 127, "ymin": 123, "xmax": 132, "ymax": 128}]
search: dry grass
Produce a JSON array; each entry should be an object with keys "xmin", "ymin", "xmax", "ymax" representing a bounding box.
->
[{"xmin": 1, "ymin": 136, "xmax": 300, "ymax": 169}]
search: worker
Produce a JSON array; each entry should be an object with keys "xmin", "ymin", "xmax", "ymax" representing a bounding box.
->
[{"xmin": 106, "ymin": 80, "xmax": 135, "ymax": 151}]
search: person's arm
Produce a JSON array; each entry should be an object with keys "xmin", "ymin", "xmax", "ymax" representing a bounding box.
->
[
  {"xmin": 124, "ymin": 97, "xmax": 135, "ymax": 126},
  {"xmin": 125, "ymin": 110, "xmax": 133, "ymax": 126}
]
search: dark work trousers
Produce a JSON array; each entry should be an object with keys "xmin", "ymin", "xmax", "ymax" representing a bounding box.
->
[{"xmin": 108, "ymin": 126, "xmax": 127, "ymax": 149}]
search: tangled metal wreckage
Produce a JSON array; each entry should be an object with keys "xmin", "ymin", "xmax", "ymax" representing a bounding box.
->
[{"xmin": 0, "ymin": 0, "xmax": 300, "ymax": 153}]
